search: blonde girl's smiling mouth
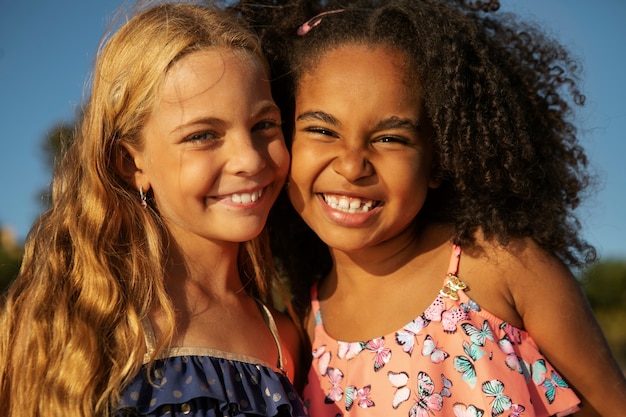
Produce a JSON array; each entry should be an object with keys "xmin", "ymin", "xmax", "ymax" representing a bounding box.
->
[
  {"xmin": 209, "ymin": 185, "xmax": 268, "ymax": 207},
  {"xmin": 229, "ymin": 187, "xmax": 264, "ymax": 204}
]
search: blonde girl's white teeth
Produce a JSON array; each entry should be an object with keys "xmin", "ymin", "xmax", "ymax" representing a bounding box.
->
[{"xmin": 229, "ymin": 189, "xmax": 264, "ymax": 203}]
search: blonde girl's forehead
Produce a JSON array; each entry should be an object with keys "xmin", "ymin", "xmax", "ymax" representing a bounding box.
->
[
  {"xmin": 162, "ymin": 49, "xmax": 265, "ymax": 88},
  {"xmin": 173, "ymin": 44, "xmax": 266, "ymax": 70}
]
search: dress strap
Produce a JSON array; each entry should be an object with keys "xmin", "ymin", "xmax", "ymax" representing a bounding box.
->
[
  {"xmin": 439, "ymin": 244, "xmax": 467, "ymax": 300},
  {"xmin": 310, "ymin": 283, "xmax": 322, "ymax": 325},
  {"xmin": 141, "ymin": 316, "xmax": 158, "ymax": 364},
  {"xmin": 447, "ymin": 244, "xmax": 462, "ymax": 275},
  {"xmin": 256, "ymin": 301, "xmax": 287, "ymax": 374}
]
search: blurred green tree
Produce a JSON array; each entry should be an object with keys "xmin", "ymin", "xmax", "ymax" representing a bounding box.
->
[
  {"xmin": 581, "ymin": 259, "xmax": 626, "ymax": 371},
  {"xmin": 38, "ymin": 121, "xmax": 76, "ymax": 209},
  {"xmin": 1, "ymin": 119, "xmax": 75, "ymax": 294},
  {"xmin": 0, "ymin": 228, "xmax": 22, "ymax": 293}
]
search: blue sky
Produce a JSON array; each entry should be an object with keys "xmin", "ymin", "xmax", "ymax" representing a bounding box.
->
[{"xmin": 0, "ymin": 1, "xmax": 624, "ymax": 260}]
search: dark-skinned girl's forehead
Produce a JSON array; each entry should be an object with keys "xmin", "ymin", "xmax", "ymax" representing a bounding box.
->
[{"xmin": 294, "ymin": 40, "xmax": 418, "ymax": 92}]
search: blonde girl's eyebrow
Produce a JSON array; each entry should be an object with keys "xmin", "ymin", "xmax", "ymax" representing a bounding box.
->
[
  {"xmin": 254, "ymin": 102, "xmax": 282, "ymax": 119},
  {"xmin": 170, "ymin": 103, "xmax": 281, "ymax": 135},
  {"xmin": 170, "ymin": 117, "xmax": 224, "ymax": 135},
  {"xmin": 296, "ymin": 110, "xmax": 341, "ymax": 126}
]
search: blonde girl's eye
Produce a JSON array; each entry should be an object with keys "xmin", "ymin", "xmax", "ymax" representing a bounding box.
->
[
  {"xmin": 252, "ymin": 119, "xmax": 281, "ymax": 132},
  {"xmin": 252, "ymin": 119, "xmax": 283, "ymax": 143},
  {"xmin": 252, "ymin": 119, "xmax": 282, "ymax": 140},
  {"xmin": 184, "ymin": 131, "xmax": 219, "ymax": 143}
]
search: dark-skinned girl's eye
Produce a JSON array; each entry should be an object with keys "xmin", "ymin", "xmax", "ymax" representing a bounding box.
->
[
  {"xmin": 375, "ymin": 136, "xmax": 407, "ymax": 144},
  {"xmin": 306, "ymin": 127, "xmax": 336, "ymax": 137}
]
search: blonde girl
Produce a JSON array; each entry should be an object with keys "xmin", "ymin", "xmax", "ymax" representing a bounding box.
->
[{"xmin": 0, "ymin": 3, "xmax": 307, "ymax": 416}]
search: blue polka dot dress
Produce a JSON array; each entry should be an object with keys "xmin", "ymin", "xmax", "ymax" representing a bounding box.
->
[{"xmin": 116, "ymin": 304, "xmax": 309, "ymax": 417}]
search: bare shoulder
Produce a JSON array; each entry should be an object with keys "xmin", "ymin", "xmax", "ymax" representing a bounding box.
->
[
  {"xmin": 483, "ymin": 237, "xmax": 581, "ymax": 318},
  {"xmin": 459, "ymin": 234, "xmax": 578, "ymax": 329}
]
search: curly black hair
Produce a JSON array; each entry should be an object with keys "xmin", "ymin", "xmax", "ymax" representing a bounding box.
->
[{"xmin": 230, "ymin": 0, "xmax": 596, "ymax": 315}]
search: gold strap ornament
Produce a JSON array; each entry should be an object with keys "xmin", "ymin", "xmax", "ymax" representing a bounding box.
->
[{"xmin": 439, "ymin": 273, "xmax": 467, "ymax": 300}]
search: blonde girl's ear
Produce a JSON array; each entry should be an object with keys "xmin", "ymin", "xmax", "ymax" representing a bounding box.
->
[{"xmin": 113, "ymin": 142, "xmax": 150, "ymax": 193}]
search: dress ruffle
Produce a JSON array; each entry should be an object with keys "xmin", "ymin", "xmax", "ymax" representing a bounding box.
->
[
  {"xmin": 116, "ymin": 354, "xmax": 308, "ymax": 416},
  {"xmin": 452, "ymin": 291, "xmax": 580, "ymax": 417},
  {"xmin": 304, "ymin": 275, "xmax": 581, "ymax": 417}
]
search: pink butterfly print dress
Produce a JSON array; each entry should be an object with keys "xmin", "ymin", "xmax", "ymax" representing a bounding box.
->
[{"xmin": 302, "ymin": 246, "xmax": 580, "ymax": 417}]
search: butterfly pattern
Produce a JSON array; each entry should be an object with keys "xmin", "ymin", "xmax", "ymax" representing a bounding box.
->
[
  {"xmin": 313, "ymin": 345, "xmax": 331, "ymax": 376},
  {"xmin": 482, "ymin": 379, "xmax": 513, "ymax": 417},
  {"xmin": 387, "ymin": 371, "xmax": 411, "ymax": 409},
  {"xmin": 440, "ymin": 373, "xmax": 453, "ymax": 398},
  {"xmin": 363, "ymin": 337, "xmax": 392, "ymax": 372},
  {"xmin": 422, "ymin": 335, "xmax": 450, "ymax": 364},
  {"xmin": 338, "ymin": 341, "xmax": 364, "ymax": 360},
  {"xmin": 409, "ymin": 371, "xmax": 443, "ymax": 417},
  {"xmin": 345, "ymin": 385, "xmax": 375, "ymax": 411},
  {"xmin": 395, "ymin": 317, "xmax": 429, "ymax": 355},
  {"xmin": 303, "ymin": 249, "xmax": 581, "ymax": 416},
  {"xmin": 324, "ymin": 367, "xmax": 344, "ymax": 403},
  {"xmin": 453, "ymin": 403, "xmax": 485, "ymax": 417},
  {"xmin": 542, "ymin": 371, "xmax": 571, "ymax": 404}
]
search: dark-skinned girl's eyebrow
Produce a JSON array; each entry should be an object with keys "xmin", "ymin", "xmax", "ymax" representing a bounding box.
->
[
  {"xmin": 375, "ymin": 116, "xmax": 420, "ymax": 131},
  {"xmin": 296, "ymin": 110, "xmax": 341, "ymax": 126}
]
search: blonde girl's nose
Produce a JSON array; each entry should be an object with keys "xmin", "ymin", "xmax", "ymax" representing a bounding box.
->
[{"xmin": 227, "ymin": 133, "xmax": 267, "ymax": 176}]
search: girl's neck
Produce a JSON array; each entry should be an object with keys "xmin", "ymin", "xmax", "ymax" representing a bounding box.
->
[
  {"xmin": 316, "ymin": 223, "xmax": 455, "ymax": 341},
  {"xmin": 164, "ymin": 235, "xmax": 244, "ymax": 299},
  {"xmin": 328, "ymin": 222, "xmax": 452, "ymax": 288},
  {"xmin": 152, "ymin": 237, "xmax": 253, "ymax": 348}
]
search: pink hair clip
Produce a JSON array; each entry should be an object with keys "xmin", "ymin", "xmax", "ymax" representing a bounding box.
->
[{"xmin": 297, "ymin": 9, "xmax": 345, "ymax": 36}]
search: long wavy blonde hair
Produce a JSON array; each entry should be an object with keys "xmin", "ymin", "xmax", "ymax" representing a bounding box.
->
[{"xmin": 0, "ymin": 3, "xmax": 283, "ymax": 416}]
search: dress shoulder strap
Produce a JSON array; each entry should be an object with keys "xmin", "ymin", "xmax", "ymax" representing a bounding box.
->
[
  {"xmin": 447, "ymin": 244, "xmax": 462, "ymax": 275},
  {"xmin": 256, "ymin": 301, "xmax": 287, "ymax": 373},
  {"xmin": 310, "ymin": 283, "xmax": 322, "ymax": 324},
  {"xmin": 439, "ymin": 244, "xmax": 467, "ymax": 300},
  {"xmin": 141, "ymin": 316, "xmax": 158, "ymax": 364}
]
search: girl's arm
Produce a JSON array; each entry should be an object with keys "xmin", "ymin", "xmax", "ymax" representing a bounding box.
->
[{"xmin": 507, "ymin": 241, "xmax": 626, "ymax": 416}]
